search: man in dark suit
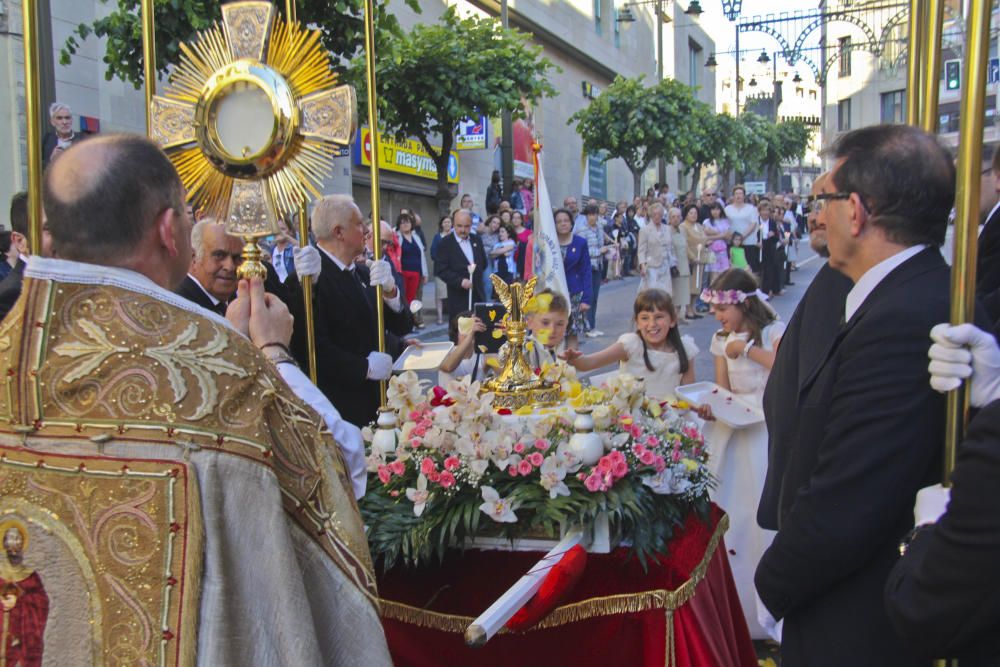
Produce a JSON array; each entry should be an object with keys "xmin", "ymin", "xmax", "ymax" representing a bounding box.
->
[
  {"xmin": 884, "ymin": 322, "xmax": 1000, "ymax": 665},
  {"xmin": 0, "ymin": 192, "xmax": 53, "ymax": 321},
  {"xmin": 175, "ymin": 220, "xmax": 244, "ymax": 315},
  {"xmin": 310, "ymin": 195, "xmax": 413, "ymax": 427},
  {"xmin": 754, "ymin": 124, "xmax": 966, "ymax": 665},
  {"xmin": 975, "ymin": 147, "xmax": 1000, "ymax": 325},
  {"xmin": 435, "ymin": 209, "xmax": 487, "ymax": 319},
  {"xmin": 758, "ymin": 172, "xmax": 853, "ymax": 531}
]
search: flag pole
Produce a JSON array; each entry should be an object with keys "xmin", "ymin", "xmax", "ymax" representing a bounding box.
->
[
  {"xmin": 284, "ymin": 0, "xmax": 319, "ymax": 384},
  {"xmin": 362, "ymin": 0, "xmax": 388, "ymax": 407},
  {"xmin": 22, "ymin": 0, "xmax": 43, "ymax": 257}
]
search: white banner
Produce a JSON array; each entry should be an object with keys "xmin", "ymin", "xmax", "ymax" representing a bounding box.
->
[{"xmin": 532, "ymin": 152, "xmax": 569, "ymax": 302}]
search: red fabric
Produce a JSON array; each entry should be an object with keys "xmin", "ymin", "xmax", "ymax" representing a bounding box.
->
[
  {"xmin": 1, "ymin": 571, "xmax": 49, "ymax": 666},
  {"xmin": 402, "ymin": 270, "xmax": 421, "ymax": 305},
  {"xmin": 378, "ymin": 505, "xmax": 756, "ymax": 667},
  {"xmin": 506, "ymin": 544, "xmax": 588, "ymax": 632}
]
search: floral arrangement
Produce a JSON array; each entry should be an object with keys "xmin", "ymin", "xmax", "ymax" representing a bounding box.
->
[{"xmin": 360, "ymin": 369, "xmax": 713, "ymax": 571}]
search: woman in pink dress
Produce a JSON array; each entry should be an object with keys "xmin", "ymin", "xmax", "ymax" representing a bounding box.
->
[{"xmin": 702, "ymin": 201, "xmax": 732, "ymax": 284}]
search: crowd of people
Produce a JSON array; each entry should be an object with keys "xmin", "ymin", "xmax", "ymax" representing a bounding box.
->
[{"xmin": 3, "ymin": 116, "xmax": 1000, "ymax": 665}]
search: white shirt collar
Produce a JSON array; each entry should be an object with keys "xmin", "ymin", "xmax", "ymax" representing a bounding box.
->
[
  {"xmin": 317, "ymin": 244, "xmax": 353, "ymax": 272},
  {"xmin": 186, "ymin": 272, "xmax": 221, "ymax": 306},
  {"xmin": 983, "ymin": 199, "xmax": 1000, "ymax": 235},
  {"xmin": 844, "ymin": 245, "xmax": 927, "ymax": 322},
  {"xmin": 26, "ymin": 256, "xmax": 235, "ymax": 330}
]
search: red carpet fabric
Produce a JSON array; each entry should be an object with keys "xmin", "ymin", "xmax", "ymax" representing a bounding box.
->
[{"xmin": 377, "ymin": 504, "xmax": 757, "ymax": 666}]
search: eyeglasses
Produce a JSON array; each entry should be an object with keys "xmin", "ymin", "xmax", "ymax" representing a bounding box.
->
[{"xmin": 804, "ymin": 192, "xmax": 852, "ymax": 213}]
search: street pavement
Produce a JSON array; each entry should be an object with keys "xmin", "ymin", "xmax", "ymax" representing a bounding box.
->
[{"xmin": 413, "ymin": 239, "xmax": 825, "ymax": 385}]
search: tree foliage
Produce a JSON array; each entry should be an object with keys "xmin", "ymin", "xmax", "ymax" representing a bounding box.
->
[
  {"xmin": 362, "ymin": 7, "xmax": 556, "ymax": 212},
  {"xmin": 60, "ymin": 0, "xmax": 419, "ymax": 88},
  {"xmin": 569, "ymin": 75, "xmax": 700, "ymax": 198}
]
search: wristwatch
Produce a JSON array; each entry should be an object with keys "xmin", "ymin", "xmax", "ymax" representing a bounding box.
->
[
  {"xmin": 260, "ymin": 342, "xmax": 298, "ymax": 367},
  {"xmin": 898, "ymin": 524, "xmax": 932, "ymax": 556}
]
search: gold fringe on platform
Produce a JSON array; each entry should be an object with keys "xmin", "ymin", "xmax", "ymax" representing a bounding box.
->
[{"xmin": 379, "ymin": 513, "xmax": 729, "ymax": 642}]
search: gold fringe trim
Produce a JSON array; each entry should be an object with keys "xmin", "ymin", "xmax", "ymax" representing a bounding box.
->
[{"xmin": 379, "ymin": 513, "xmax": 729, "ymax": 635}]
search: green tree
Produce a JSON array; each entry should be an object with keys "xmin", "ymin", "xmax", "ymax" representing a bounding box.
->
[
  {"xmin": 679, "ymin": 101, "xmax": 724, "ymax": 195},
  {"xmin": 733, "ymin": 113, "xmax": 771, "ymax": 185},
  {"xmin": 360, "ymin": 8, "xmax": 555, "ymax": 215},
  {"xmin": 60, "ymin": 0, "xmax": 419, "ymax": 87},
  {"xmin": 569, "ymin": 76, "xmax": 700, "ymax": 198},
  {"xmin": 758, "ymin": 118, "xmax": 814, "ymax": 191}
]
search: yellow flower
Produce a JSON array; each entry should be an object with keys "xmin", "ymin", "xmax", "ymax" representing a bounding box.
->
[
  {"xmin": 566, "ymin": 381, "xmax": 583, "ymax": 398},
  {"xmin": 674, "ymin": 400, "xmax": 690, "ymax": 410},
  {"xmin": 514, "ymin": 405, "xmax": 534, "ymax": 415},
  {"xmin": 648, "ymin": 402, "xmax": 663, "ymax": 418},
  {"xmin": 620, "ymin": 416, "xmax": 633, "ymax": 426},
  {"xmin": 535, "ymin": 328, "xmax": 552, "ymax": 345},
  {"xmin": 525, "ymin": 341, "xmax": 535, "ymax": 352},
  {"xmin": 491, "ymin": 329, "xmax": 505, "ymax": 339},
  {"xmin": 486, "ymin": 357, "xmax": 501, "ymax": 369},
  {"xmin": 682, "ymin": 458, "xmax": 698, "ymax": 471}
]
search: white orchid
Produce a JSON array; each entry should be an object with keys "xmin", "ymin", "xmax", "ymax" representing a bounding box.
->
[
  {"xmin": 591, "ymin": 405, "xmax": 612, "ymax": 431},
  {"xmin": 479, "ymin": 486, "xmax": 517, "ymax": 523},
  {"xmin": 491, "ymin": 442, "xmax": 519, "ymax": 471},
  {"xmin": 641, "ymin": 465, "xmax": 693, "ymax": 496},
  {"xmin": 539, "ymin": 457, "xmax": 570, "ymax": 499},
  {"xmin": 387, "ymin": 371, "xmax": 426, "ymax": 411},
  {"xmin": 405, "ymin": 474, "xmax": 432, "ymax": 516},
  {"xmin": 365, "ymin": 452, "xmax": 384, "ymax": 472}
]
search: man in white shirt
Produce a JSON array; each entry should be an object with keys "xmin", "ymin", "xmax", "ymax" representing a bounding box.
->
[{"xmin": 755, "ymin": 123, "xmax": 970, "ymax": 666}]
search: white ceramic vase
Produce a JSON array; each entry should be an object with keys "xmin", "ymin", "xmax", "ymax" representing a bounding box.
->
[
  {"xmin": 371, "ymin": 408, "xmax": 399, "ymax": 457},
  {"xmin": 568, "ymin": 407, "xmax": 604, "ymax": 466}
]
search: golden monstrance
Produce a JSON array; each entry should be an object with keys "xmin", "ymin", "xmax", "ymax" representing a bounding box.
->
[{"xmin": 149, "ymin": 0, "xmax": 356, "ymax": 279}]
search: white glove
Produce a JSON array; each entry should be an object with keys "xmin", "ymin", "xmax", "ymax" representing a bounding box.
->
[
  {"xmin": 293, "ymin": 245, "xmax": 321, "ymax": 279},
  {"xmin": 928, "ymin": 323, "xmax": 1000, "ymax": 407},
  {"xmin": 914, "ymin": 483, "xmax": 950, "ymax": 526},
  {"xmin": 755, "ymin": 594, "xmax": 783, "ymax": 643},
  {"xmin": 368, "ymin": 259, "xmax": 396, "ymax": 290},
  {"xmin": 366, "ymin": 351, "xmax": 393, "ymax": 381}
]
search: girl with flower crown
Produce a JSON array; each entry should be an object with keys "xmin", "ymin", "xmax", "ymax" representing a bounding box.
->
[{"xmin": 701, "ymin": 268, "xmax": 786, "ymax": 640}]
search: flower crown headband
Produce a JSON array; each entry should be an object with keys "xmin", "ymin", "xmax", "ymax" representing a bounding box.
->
[{"xmin": 699, "ymin": 288, "xmax": 769, "ymax": 305}]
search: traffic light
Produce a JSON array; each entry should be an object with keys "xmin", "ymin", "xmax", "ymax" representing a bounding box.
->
[{"xmin": 946, "ymin": 60, "xmax": 961, "ymax": 91}]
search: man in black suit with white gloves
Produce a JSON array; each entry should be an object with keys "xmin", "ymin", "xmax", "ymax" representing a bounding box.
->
[
  {"xmin": 309, "ymin": 195, "xmax": 413, "ymax": 428},
  {"xmin": 754, "ymin": 124, "xmax": 975, "ymax": 666},
  {"xmin": 883, "ymin": 322, "xmax": 1000, "ymax": 666},
  {"xmin": 435, "ymin": 209, "xmax": 487, "ymax": 319}
]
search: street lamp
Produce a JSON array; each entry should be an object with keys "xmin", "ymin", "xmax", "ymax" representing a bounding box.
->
[
  {"xmin": 757, "ymin": 49, "xmax": 770, "ymax": 64},
  {"xmin": 748, "ymin": 76, "xmax": 758, "ymax": 87},
  {"xmin": 792, "ymin": 72, "xmax": 802, "ymax": 83},
  {"xmin": 705, "ymin": 53, "xmax": 718, "ymax": 69},
  {"xmin": 685, "ymin": 1, "xmax": 704, "ymax": 17}
]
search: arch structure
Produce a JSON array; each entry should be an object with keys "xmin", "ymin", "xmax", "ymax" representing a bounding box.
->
[{"xmin": 737, "ymin": 1, "xmax": 911, "ymax": 86}]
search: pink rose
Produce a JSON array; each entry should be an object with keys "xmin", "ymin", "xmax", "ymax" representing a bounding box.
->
[
  {"xmin": 444, "ymin": 456, "xmax": 461, "ymax": 471},
  {"xmin": 428, "ymin": 470, "xmax": 441, "ymax": 483},
  {"xmin": 640, "ymin": 450, "xmax": 656, "ymax": 466},
  {"xmin": 672, "ymin": 450, "xmax": 682, "ymax": 463},
  {"xmin": 412, "ymin": 425, "xmax": 427, "ymax": 438},
  {"xmin": 632, "ymin": 443, "xmax": 647, "ymax": 456},
  {"xmin": 518, "ymin": 460, "xmax": 533, "ymax": 475},
  {"xmin": 377, "ymin": 466, "xmax": 391, "ymax": 484},
  {"xmin": 389, "ymin": 460, "xmax": 406, "ymax": 475},
  {"xmin": 630, "ymin": 425, "xmax": 642, "ymax": 438},
  {"xmin": 653, "ymin": 456, "xmax": 666, "ymax": 472},
  {"xmin": 527, "ymin": 452, "xmax": 544, "ymax": 467},
  {"xmin": 508, "ymin": 465, "xmax": 519, "ymax": 477},
  {"xmin": 645, "ymin": 435, "xmax": 659, "ymax": 447},
  {"xmin": 584, "ymin": 474, "xmax": 603, "ymax": 492},
  {"xmin": 596, "ymin": 457, "xmax": 612, "ymax": 474},
  {"xmin": 420, "ymin": 458, "xmax": 437, "ymax": 475},
  {"xmin": 514, "ymin": 443, "xmax": 526, "ymax": 454},
  {"xmin": 534, "ymin": 439, "xmax": 550, "ymax": 451},
  {"xmin": 608, "ymin": 451, "xmax": 625, "ymax": 465},
  {"xmin": 612, "ymin": 461, "xmax": 628, "ymax": 478},
  {"xmin": 409, "ymin": 410, "xmax": 422, "ymax": 421},
  {"xmin": 390, "ymin": 490, "xmax": 400, "ymax": 497},
  {"xmin": 438, "ymin": 471, "xmax": 456, "ymax": 488}
]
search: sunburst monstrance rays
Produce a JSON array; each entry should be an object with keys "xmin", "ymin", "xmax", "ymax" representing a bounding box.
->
[{"xmin": 150, "ymin": 0, "xmax": 357, "ymax": 236}]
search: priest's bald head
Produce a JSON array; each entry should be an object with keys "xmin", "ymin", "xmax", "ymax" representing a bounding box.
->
[{"xmin": 42, "ymin": 133, "xmax": 192, "ymax": 289}]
